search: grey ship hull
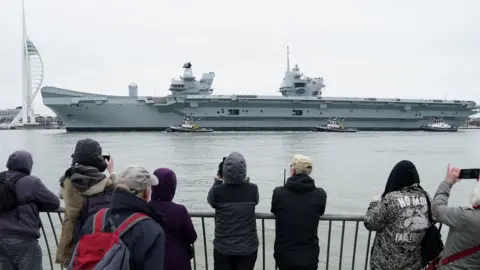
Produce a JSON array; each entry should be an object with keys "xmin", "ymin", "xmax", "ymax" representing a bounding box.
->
[{"xmin": 41, "ymin": 87, "xmax": 477, "ymax": 132}]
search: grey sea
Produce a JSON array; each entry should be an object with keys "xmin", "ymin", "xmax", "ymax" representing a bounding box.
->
[{"xmin": 0, "ymin": 130, "xmax": 479, "ymax": 269}]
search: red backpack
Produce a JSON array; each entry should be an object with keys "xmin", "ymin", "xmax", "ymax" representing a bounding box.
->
[{"xmin": 68, "ymin": 208, "xmax": 149, "ymax": 270}]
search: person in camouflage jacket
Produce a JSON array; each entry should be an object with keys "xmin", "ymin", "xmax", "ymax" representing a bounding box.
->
[{"xmin": 364, "ymin": 160, "xmax": 431, "ymax": 270}]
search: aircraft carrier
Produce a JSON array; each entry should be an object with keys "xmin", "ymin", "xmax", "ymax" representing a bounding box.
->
[{"xmin": 41, "ymin": 51, "xmax": 478, "ymax": 132}]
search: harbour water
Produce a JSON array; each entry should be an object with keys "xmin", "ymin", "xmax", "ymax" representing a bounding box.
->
[{"xmin": 1, "ymin": 130, "xmax": 479, "ymax": 269}]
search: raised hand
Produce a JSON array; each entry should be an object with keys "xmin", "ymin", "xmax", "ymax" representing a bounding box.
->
[{"xmin": 444, "ymin": 163, "xmax": 461, "ymax": 185}]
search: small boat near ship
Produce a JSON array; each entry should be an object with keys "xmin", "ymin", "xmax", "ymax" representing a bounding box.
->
[
  {"xmin": 312, "ymin": 118, "xmax": 358, "ymax": 133},
  {"xmin": 165, "ymin": 117, "xmax": 214, "ymax": 133},
  {"xmin": 420, "ymin": 117, "xmax": 458, "ymax": 132}
]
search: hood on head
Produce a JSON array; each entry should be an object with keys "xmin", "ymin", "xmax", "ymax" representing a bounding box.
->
[
  {"xmin": 285, "ymin": 174, "xmax": 316, "ymax": 193},
  {"xmin": 382, "ymin": 160, "xmax": 420, "ymax": 198},
  {"xmin": 152, "ymin": 168, "xmax": 177, "ymax": 201},
  {"xmin": 6, "ymin": 150, "xmax": 33, "ymax": 175},
  {"xmin": 222, "ymin": 152, "xmax": 247, "ymax": 184},
  {"xmin": 71, "ymin": 138, "xmax": 107, "ymax": 172}
]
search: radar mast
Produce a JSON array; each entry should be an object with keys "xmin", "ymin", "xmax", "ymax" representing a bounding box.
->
[{"xmin": 286, "ymin": 46, "xmax": 290, "ymax": 71}]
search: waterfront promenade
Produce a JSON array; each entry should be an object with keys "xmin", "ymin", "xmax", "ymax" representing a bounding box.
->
[{"xmin": 38, "ymin": 209, "xmax": 446, "ymax": 270}]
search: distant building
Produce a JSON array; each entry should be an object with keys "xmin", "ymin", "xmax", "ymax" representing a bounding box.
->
[
  {"xmin": 0, "ymin": 107, "xmax": 22, "ymax": 123},
  {"xmin": 469, "ymin": 117, "xmax": 480, "ymax": 126}
]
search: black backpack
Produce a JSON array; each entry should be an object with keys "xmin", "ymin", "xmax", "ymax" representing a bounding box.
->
[
  {"xmin": 0, "ymin": 171, "xmax": 26, "ymax": 213},
  {"xmin": 72, "ymin": 186, "xmax": 114, "ymax": 244},
  {"xmin": 421, "ymin": 190, "xmax": 444, "ymax": 267}
]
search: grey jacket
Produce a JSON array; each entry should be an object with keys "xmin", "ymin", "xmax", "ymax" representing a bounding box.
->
[
  {"xmin": 207, "ymin": 152, "xmax": 259, "ymax": 255},
  {"xmin": 0, "ymin": 151, "xmax": 60, "ymax": 239},
  {"xmin": 432, "ymin": 181, "xmax": 480, "ymax": 270},
  {"xmin": 364, "ymin": 184, "xmax": 430, "ymax": 270}
]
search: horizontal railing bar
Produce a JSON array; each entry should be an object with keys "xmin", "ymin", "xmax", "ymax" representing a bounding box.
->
[
  {"xmin": 38, "ymin": 209, "xmax": 447, "ymax": 270},
  {"xmin": 42, "ymin": 208, "xmax": 365, "ymax": 221}
]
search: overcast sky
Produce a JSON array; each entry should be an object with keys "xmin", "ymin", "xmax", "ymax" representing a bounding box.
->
[{"xmin": 1, "ymin": 0, "xmax": 479, "ymax": 116}]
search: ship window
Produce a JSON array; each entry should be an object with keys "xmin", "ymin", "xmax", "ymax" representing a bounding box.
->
[
  {"xmin": 294, "ymin": 82, "xmax": 306, "ymax": 88},
  {"xmin": 292, "ymin": 110, "xmax": 303, "ymax": 116},
  {"xmin": 228, "ymin": 109, "xmax": 240, "ymax": 115}
]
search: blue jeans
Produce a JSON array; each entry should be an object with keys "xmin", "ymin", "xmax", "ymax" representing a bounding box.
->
[{"xmin": 0, "ymin": 237, "xmax": 42, "ymax": 270}]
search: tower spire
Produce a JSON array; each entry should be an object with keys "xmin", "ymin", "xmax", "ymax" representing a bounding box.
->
[
  {"xmin": 286, "ymin": 46, "xmax": 290, "ymax": 71},
  {"xmin": 21, "ymin": 0, "xmax": 29, "ymax": 124},
  {"xmin": 9, "ymin": 0, "xmax": 44, "ymax": 128}
]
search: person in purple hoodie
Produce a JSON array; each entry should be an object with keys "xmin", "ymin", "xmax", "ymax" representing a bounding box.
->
[
  {"xmin": 0, "ymin": 150, "xmax": 61, "ymax": 270},
  {"xmin": 149, "ymin": 168, "xmax": 197, "ymax": 270}
]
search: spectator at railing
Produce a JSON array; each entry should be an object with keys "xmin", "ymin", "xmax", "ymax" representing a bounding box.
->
[
  {"xmin": 149, "ymin": 168, "xmax": 197, "ymax": 270},
  {"xmin": 73, "ymin": 166, "xmax": 165, "ymax": 269},
  {"xmin": 0, "ymin": 150, "xmax": 60, "ymax": 270},
  {"xmin": 207, "ymin": 152, "xmax": 259, "ymax": 270},
  {"xmin": 364, "ymin": 160, "xmax": 430, "ymax": 270},
  {"xmin": 271, "ymin": 154, "xmax": 327, "ymax": 270},
  {"xmin": 55, "ymin": 138, "xmax": 117, "ymax": 267},
  {"xmin": 431, "ymin": 164, "xmax": 480, "ymax": 269}
]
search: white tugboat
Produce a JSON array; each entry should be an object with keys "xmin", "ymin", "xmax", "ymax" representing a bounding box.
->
[
  {"xmin": 312, "ymin": 117, "xmax": 358, "ymax": 133},
  {"xmin": 165, "ymin": 117, "xmax": 214, "ymax": 133},
  {"xmin": 420, "ymin": 117, "xmax": 458, "ymax": 132}
]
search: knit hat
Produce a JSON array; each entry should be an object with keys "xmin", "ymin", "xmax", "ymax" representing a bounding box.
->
[{"xmin": 71, "ymin": 138, "xmax": 107, "ymax": 172}]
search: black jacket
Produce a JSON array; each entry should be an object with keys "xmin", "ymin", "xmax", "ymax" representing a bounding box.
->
[
  {"xmin": 80, "ymin": 188, "xmax": 165, "ymax": 270},
  {"xmin": 271, "ymin": 174, "xmax": 327, "ymax": 267},
  {"xmin": 207, "ymin": 152, "xmax": 259, "ymax": 255}
]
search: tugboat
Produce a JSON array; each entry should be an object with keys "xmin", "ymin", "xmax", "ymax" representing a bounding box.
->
[
  {"xmin": 420, "ymin": 117, "xmax": 458, "ymax": 132},
  {"xmin": 312, "ymin": 117, "xmax": 358, "ymax": 133},
  {"xmin": 165, "ymin": 117, "xmax": 214, "ymax": 133}
]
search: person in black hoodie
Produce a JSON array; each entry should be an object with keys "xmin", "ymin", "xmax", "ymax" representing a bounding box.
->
[
  {"xmin": 271, "ymin": 154, "xmax": 327, "ymax": 270},
  {"xmin": 208, "ymin": 152, "xmax": 259, "ymax": 270}
]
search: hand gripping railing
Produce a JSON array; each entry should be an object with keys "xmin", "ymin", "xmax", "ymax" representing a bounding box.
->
[{"xmin": 38, "ymin": 209, "xmax": 445, "ymax": 270}]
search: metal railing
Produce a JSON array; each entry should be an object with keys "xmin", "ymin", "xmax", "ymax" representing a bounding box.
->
[{"xmin": 38, "ymin": 210, "xmax": 445, "ymax": 270}]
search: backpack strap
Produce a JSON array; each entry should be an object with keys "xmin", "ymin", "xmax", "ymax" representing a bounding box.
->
[
  {"xmin": 114, "ymin": 213, "xmax": 150, "ymax": 237},
  {"xmin": 440, "ymin": 246, "xmax": 480, "ymax": 265},
  {"xmin": 93, "ymin": 208, "xmax": 109, "ymax": 233},
  {"xmin": 0, "ymin": 171, "xmax": 26, "ymax": 184}
]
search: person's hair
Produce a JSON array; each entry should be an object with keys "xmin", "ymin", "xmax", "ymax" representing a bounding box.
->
[
  {"xmin": 471, "ymin": 181, "xmax": 480, "ymax": 206},
  {"xmin": 116, "ymin": 183, "xmax": 149, "ymax": 199},
  {"xmin": 382, "ymin": 160, "xmax": 420, "ymax": 198}
]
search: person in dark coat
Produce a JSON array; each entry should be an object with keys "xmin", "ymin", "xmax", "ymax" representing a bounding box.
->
[
  {"xmin": 149, "ymin": 168, "xmax": 197, "ymax": 270},
  {"xmin": 271, "ymin": 154, "xmax": 327, "ymax": 270},
  {"xmin": 56, "ymin": 138, "xmax": 117, "ymax": 266},
  {"xmin": 78, "ymin": 166, "xmax": 165, "ymax": 270},
  {"xmin": 0, "ymin": 150, "xmax": 60, "ymax": 270},
  {"xmin": 207, "ymin": 152, "xmax": 259, "ymax": 270}
]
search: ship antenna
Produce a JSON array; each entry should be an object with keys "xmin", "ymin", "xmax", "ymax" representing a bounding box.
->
[{"xmin": 286, "ymin": 46, "xmax": 290, "ymax": 71}]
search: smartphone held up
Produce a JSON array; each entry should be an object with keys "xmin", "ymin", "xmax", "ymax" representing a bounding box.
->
[
  {"xmin": 102, "ymin": 153, "xmax": 111, "ymax": 162},
  {"xmin": 458, "ymin": 168, "xmax": 480, "ymax": 180}
]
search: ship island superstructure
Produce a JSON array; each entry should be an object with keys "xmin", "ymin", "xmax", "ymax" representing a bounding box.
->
[{"xmin": 41, "ymin": 48, "xmax": 478, "ymax": 132}]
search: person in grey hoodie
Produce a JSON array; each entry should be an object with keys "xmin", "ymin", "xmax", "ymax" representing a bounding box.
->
[
  {"xmin": 207, "ymin": 152, "xmax": 259, "ymax": 270},
  {"xmin": 431, "ymin": 164, "xmax": 480, "ymax": 269},
  {"xmin": 0, "ymin": 150, "xmax": 61, "ymax": 270}
]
